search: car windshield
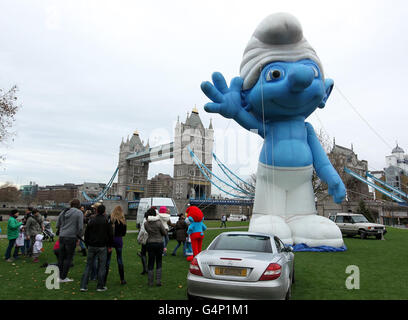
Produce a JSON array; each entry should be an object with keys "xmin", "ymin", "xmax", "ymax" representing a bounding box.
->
[
  {"xmin": 351, "ymin": 215, "xmax": 369, "ymax": 223},
  {"xmin": 209, "ymin": 234, "xmax": 273, "ymax": 253},
  {"xmin": 167, "ymin": 206, "xmax": 178, "ymax": 216}
]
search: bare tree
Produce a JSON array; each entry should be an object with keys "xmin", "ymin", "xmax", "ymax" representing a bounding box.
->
[
  {"xmin": 239, "ymin": 173, "xmax": 256, "ymax": 193},
  {"xmin": 310, "ymin": 128, "xmax": 334, "ymax": 198},
  {"xmin": 0, "ymin": 85, "xmax": 20, "ymax": 162}
]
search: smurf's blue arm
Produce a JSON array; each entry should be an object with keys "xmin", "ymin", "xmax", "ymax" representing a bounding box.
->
[
  {"xmin": 305, "ymin": 122, "xmax": 346, "ymax": 203},
  {"xmin": 201, "ymin": 72, "xmax": 264, "ymax": 138},
  {"xmin": 234, "ymin": 108, "xmax": 265, "ymax": 138}
]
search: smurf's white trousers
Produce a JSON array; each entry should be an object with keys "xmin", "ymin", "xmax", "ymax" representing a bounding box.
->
[{"xmin": 249, "ymin": 162, "xmax": 344, "ymax": 248}]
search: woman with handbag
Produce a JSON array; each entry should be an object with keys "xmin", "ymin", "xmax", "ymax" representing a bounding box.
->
[
  {"xmin": 137, "ymin": 209, "xmax": 150, "ymax": 275},
  {"xmin": 104, "ymin": 205, "xmax": 127, "ymax": 285},
  {"xmin": 144, "ymin": 207, "xmax": 166, "ymax": 286}
]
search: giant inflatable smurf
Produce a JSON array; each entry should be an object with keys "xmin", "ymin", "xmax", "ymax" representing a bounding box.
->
[
  {"xmin": 186, "ymin": 206, "xmax": 207, "ymax": 261},
  {"xmin": 201, "ymin": 13, "xmax": 346, "ymax": 248}
]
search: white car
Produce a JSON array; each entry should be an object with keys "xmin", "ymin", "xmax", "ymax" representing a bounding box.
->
[
  {"xmin": 187, "ymin": 231, "xmax": 295, "ymax": 300},
  {"xmin": 329, "ymin": 213, "xmax": 387, "ymax": 239},
  {"xmin": 227, "ymin": 214, "xmax": 248, "ymax": 222}
]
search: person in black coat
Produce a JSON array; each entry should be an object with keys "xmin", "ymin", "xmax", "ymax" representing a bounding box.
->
[
  {"xmin": 104, "ymin": 206, "xmax": 127, "ymax": 285},
  {"xmin": 80, "ymin": 205, "xmax": 113, "ymax": 292},
  {"xmin": 171, "ymin": 214, "xmax": 188, "ymax": 256}
]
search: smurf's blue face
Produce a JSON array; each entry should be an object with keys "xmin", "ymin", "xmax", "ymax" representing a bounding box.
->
[{"xmin": 244, "ymin": 59, "xmax": 333, "ymax": 120}]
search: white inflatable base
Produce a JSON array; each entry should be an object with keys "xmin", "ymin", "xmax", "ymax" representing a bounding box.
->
[
  {"xmin": 249, "ymin": 214, "xmax": 344, "ymax": 248},
  {"xmin": 287, "ymin": 215, "xmax": 344, "ymax": 247},
  {"xmin": 249, "ymin": 214, "xmax": 293, "ymax": 245}
]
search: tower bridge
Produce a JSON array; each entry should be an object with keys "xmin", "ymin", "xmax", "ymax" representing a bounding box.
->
[{"xmin": 117, "ymin": 107, "xmax": 214, "ymax": 212}]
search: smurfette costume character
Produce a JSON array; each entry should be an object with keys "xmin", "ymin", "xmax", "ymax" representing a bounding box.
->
[
  {"xmin": 185, "ymin": 206, "xmax": 207, "ymax": 262},
  {"xmin": 201, "ymin": 13, "xmax": 346, "ymax": 248}
]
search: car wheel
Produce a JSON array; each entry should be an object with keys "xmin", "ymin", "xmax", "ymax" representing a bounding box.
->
[
  {"xmin": 187, "ymin": 292, "xmax": 197, "ymax": 301},
  {"xmin": 359, "ymin": 230, "xmax": 367, "ymax": 239},
  {"xmin": 376, "ymin": 234, "xmax": 382, "ymax": 240}
]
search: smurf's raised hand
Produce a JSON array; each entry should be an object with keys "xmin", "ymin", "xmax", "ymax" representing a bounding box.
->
[
  {"xmin": 201, "ymin": 72, "xmax": 244, "ymax": 119},
  {"xmin": 327, "ymin": 175, "xmax": 346, "ymax": 204}
]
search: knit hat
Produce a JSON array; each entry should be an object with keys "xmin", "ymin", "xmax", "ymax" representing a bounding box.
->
[
  {"xmin": 240, "ymin": 12, "xmax": 324, "ymax": 90},
  {"xmin": 159, "ymin": 206, "xmax": 167, "ymax": 213}
]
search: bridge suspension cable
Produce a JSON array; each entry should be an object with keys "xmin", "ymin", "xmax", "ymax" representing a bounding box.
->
[
  {"xmin": 82, "ymin": 167, "xmax": 119, "ymax": 203},
  {"xmin": 212, "ymin": 153, "xmax": 255, "ymax": 193},
  {"xmin": 188, "ymin": 146, "xmax": 254, "ymax": 199}
]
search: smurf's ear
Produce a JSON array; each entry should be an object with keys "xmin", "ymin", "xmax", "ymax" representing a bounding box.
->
[{"xmin": 318, "ymin": 78, "xmax": 334, "ymax": 109}]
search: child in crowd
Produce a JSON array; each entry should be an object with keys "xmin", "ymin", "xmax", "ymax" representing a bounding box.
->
[
  {"xmin": 53, "ymin": 239, "xmax": 60, "ymax": 260},
  {"xmin": 33, "ymin": 234, "xmax": 44, "ymax": 263},
  {"xmin": 15, "ymin": 225, "xmax": 25, "ymax": 256}
]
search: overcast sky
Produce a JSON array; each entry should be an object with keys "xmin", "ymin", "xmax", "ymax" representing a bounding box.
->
[{"xmin": 0, "ymin": 0, "xmax": 407, "ymax": 190}]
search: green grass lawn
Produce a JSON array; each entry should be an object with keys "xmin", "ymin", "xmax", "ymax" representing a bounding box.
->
[{"xmin": 0, "ymin": 222, "xmax": 407, "ymax": 300}]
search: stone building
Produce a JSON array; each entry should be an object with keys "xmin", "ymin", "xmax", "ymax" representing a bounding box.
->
[
  {"xmin": 386, "ymin": 144, "xmax": 408, "ymax": 174},
  {"xmin": 173, "ymin": 107, "xmax": 214, "ymax": 212},
  {"xmin": 36, "ymin": 184, "xmax": 79, "ymax": 206},
  {"xmin": 146, "ymin": 173, "xmax": 173, "ymax": 198},
  {"xmin": 384, "ymin": 144, "xmax": 408, "ymax": 190},
  {"xmin": 327, "ymin": 142, "xmax": 369, "ymax": 201},
  {"xmin": 372, "ymin": 144, "xmax": 408, "ymax": 200},
  {"xmin": 117, "ymin": 131, "xmax": 150, "ymax": 200}
]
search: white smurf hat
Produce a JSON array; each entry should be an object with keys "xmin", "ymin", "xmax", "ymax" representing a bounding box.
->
[{"xmin": 240, "ymin": 12, "xmax": 324, "ymax": 90}]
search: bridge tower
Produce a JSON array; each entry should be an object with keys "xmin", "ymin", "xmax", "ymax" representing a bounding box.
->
[
  {"xmin": 173, "ymin": 107, "xmax": 214, "ymax": 212},
  {"xmin": 117, "ymin": 131, "xmax": 150, "ymax": 200}
]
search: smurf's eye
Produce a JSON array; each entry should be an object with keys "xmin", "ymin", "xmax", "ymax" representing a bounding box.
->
[
  {"xmin": 266, "ymin": 69, "xmax": 284, "ymax": 82},
  {"xmin": 311, "ymin": 66, "xmax": 319, "ymax": 78}
]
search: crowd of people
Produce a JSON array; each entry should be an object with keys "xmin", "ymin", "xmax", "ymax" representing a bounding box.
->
[{"xmin": 3, "ymin": 199, "xmax": 191, "ymax": 291}]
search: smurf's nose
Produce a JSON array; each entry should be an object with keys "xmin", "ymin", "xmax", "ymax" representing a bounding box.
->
[{"xmin": 288, "ymin": 65, "xmax": 314, "ymax": 92}]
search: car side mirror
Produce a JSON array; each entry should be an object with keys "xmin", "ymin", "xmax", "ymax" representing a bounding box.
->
[{"xmin": 283, "ymin": 246, "xmax": 293, "ymax": 252}]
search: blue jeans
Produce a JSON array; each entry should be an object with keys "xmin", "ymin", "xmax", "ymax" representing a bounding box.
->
[
  {"xmin": 79, "ymin": 240, "xmax": 86, "ymax": 250},
  {"xmin": 163, "ymin": 234, "xmax": 169, "ymax": 248},
  {"xmin": 23, "ymin": 239, "xmax": 30, "ymax": 255},
  {"xmin": 105, "ymin": 247, "xmax": 124, "ymax": 283},
  {"xmin": 5, "ymin": 239, "xmax": 18, "ymax": 260},
  {"xmin": 90, "ymin": 258, "xmax": 98, "ymax": 280},
  {"xmin": 172, "ymin": 241, "xmax": 186, "ymax": 256},
  {"xmin": 80, "ymin": 246, "xmax": 107, "ymax": 290}
]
